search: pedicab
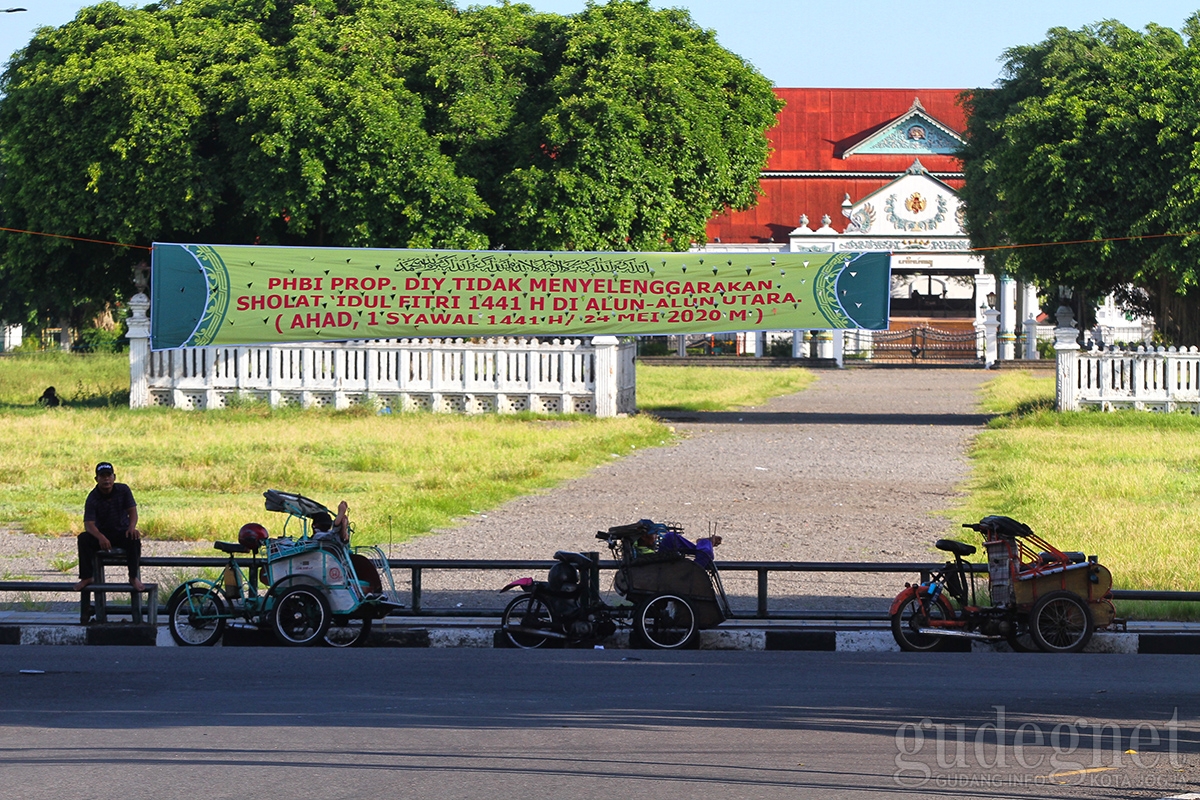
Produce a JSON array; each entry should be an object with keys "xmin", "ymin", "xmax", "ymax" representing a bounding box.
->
[
  {"xmin": 500, "ymin": 520, "xmax": 732, "ymax": 649},
  {"xmin": 890, "ymin": 515, "xmax": 1116, "ymax": 653},
  {"xmin": 166, "ymin": 490, "xmax": 403, "ymax": 647}
]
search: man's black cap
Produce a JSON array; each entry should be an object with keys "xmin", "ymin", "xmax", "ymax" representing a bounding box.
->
[{"xmin": 95, "ymin": 462, "xmax": 114, "ymax": 475}]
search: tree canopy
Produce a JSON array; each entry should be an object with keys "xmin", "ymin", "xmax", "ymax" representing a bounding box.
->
[
  {"xmin": 0, "ymin": 0, "xmax": 781, "ymax": 325},
  {"xmin": 960, "ymin": 16, "xmax": 1200, "ymax": 343}
]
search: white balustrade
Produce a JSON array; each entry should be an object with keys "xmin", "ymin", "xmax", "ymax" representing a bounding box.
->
[
  {"xmin": 125, "ymin": 294, "xmax": 635, "ymax": 416},
  {"xmin": 1054, "ymin": 304, "xmax": 1200, "ymax": 412},
  {"xmin": 1066, "ymin": 345, "xmax": 1200, "ymax": 413}
]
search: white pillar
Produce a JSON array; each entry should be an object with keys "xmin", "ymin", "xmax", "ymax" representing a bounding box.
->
[
  {"xmin": 982, "ymin": 308, "xmax": 1000, "ymax": 368},
  {"xmin": 591, "ymin": 336, "xmax": 620, "ymax": 417},
  {"xmin": 1054, "ymin": 305, "xmax": 1080, "ymax": 412},
  {"xmin": 1024, "ymin": 316, "xmax": 1040, "ymax": 360},
  {"xmin": 754, "ymin": 331, "xmax": 765, "ymax": 358},
  {"xmin": 1019, "ymin": 282, "xmax": 1039, "ymax": 359},
  {"xmin": 998, "ymin": 275, "xmax": 1016, "ymax": 361},
  {"xmin": 127, "ymin": 293, "xmax": 151, "ymax": 408},
  {"xmin": 832, "ymin": 330, "xmax": 845, "ymax": 368},
  {"xmin": 791, "ymin": 330, "xmax": 802, "ymax": 358},
  {"xmin": 974, "ymin": 273, "xmax": 997, "ymax": 331},
  {"xmin": 0, "ymin": 323, "xmax": 21, "ymax": 351},
  {"xmin": 815, "ymin": 330, "xmax": 834, "ymax": 359},
  {"xmin": 675, "ymin": 335, "xmax": 686, "ymax": 357}
]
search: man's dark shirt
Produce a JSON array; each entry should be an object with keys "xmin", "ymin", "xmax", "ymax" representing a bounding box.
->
[{"xmin": 84, "ymin": 483, "xmax": 136, "ymax": 537}]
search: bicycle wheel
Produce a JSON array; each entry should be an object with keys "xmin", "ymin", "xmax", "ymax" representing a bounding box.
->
[
  {"xmin": 271, "ymin": 585, "xmax": 331, "ymax": 646},
  {"xmin": 167, "ymin": 583, "xmax": 227, "ymax": 647},
  {"xmin": 890, "ymin": 595, "xmax": 952, "ymax": 652},
  {"xmin": 323, "ymin": 616, "xmax": 372, "ymax": 648},
  {"xmin": 501, "ymin": 594, "xmax": 555, "ymax": 649},
  {"xmin": 635, "ymin": 594, "xmax": 696, "ymax": 650},
  {"xmin": 1030, "ymin": 591, "xmax": 1094, "ymax": 653}
]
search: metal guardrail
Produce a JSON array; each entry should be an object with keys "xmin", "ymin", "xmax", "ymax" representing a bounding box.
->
[
  {"xmin": 8, "ymin": 557, "xmax": 1189, "ymax": 622},
  {"xmin": 130, "ymin": 555, "xmax": 942, "ymax": 620}
]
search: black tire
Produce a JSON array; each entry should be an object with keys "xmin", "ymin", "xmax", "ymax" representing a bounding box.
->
[
  {"xmin": 890, "ymin": 595, "xmax": 952, "ymax": 652},
  {"xmin": 323, "ymin": 616, "xmax": 372, "ymax": 648},
  {"xmin": 271, "ymin": 585, "xmax": 331, "ymax": 646},
  {"xmin": 1004, "ymin": 621, "xmax": 1037, "ymax": 653},
  {"xmin": 1029, "ymin": 591, "xmax": 1094, "ymax": 653},
  {"xmin": 501, "ymin": 594, "xmax": 555, "ymax": 649},
  {"xmin": 635, "ymin": 594, "xmax": 696, "ymax": 650},
  {"xmin": 167, "ymin": 583, "xmax": 227, "ymax": 647}
]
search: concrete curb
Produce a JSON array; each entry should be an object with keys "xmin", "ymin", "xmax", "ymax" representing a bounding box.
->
[{"xmin": 5, "ymin": 622, "xmax": 1200, "ymax": 653}]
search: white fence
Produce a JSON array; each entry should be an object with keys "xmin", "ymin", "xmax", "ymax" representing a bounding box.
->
[
  {"xmin": 125, "ymin": 294, "xmax": 636, "ymax": 416},
  {"xmin": 1053, "ymin": 306, "xmax": 1198, "ymax": 412},
  {"xmin": 1062, "ymin": 345, "xmax": 1200, "ymax": 412}
]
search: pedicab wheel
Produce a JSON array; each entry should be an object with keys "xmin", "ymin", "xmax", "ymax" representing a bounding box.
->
[
  {"xmin": 501, "ymin": 594, "xmax": 555, "ymax": 649},
  {"xmin": 1029, "ymin": 591, "xmax": 1094, "ymax": 653},
  {"xmin": 635, "ymin": 594, "xmax": 696, "ymax": 650},
  {"xmin": 167, "ymin": 584, "xmax": 227, "ymax": 647},
  {"xmin": 890, "ymin": 595, "xmax": 952, "ymax": 652},
  {"xmin": 271, "ymin": 586, "xmax": 331, "ymax": 646},
  {"xmin": 323, "ymin": 617, "xmax": 372, "ymax": 648}
]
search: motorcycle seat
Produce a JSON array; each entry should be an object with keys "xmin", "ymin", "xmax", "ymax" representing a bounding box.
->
[
  {"xmin": 214, "ymin": 540, "xmax": 250, "ymax": 554},
  {"xmin": 936, "ymin": 539, "xmax": 977, "ymax": 558},
  {"xmin": 553, "ymin": 551, "xmax": 594, "ymax": 568}
]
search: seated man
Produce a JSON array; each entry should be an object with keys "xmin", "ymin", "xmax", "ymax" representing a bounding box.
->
[
  {"xmin": 75, "ymin": 462, "xmax": 144, "ymax": 592},
  {"xmin": 311, "ymin": 500, "xmax": 350, "ymax": 543}
]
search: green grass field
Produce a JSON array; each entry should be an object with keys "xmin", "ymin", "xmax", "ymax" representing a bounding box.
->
[
  {"xmin": 636, "ymin": 364, "xmax": 814, "ymax": 411},
  {"xmin": 0, "ymin": 351, "xmax": 128, "ymax": 407},
  {"xmin": 965, "ymin": 370, "xmax": 1200, "ymax": 618},
  {"xmin": 0, "ymin": 353, "xmax": 814, "ymax": 545}
]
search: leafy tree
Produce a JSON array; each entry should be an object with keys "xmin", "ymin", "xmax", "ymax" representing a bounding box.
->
[
  {"xmin": 960, "ymin": 17, "xmax": 1200, "ymax": 343},
  {"xmin": 485, "ymin": 0, "xmax": 781, "ymax": 251},
  {"xmin": 0, "ymin": 0, "xmax": 779, "ymax": 326}
]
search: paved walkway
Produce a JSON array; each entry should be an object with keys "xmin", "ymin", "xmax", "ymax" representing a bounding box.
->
[{"xmin": 393, "ymin": 367, "xmax": 992, "ymax": 612}]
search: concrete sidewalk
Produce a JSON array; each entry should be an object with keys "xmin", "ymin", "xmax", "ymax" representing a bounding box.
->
[{"xmin": 4, "ymin": 610, "xmax": 1200, "ymax": 654}]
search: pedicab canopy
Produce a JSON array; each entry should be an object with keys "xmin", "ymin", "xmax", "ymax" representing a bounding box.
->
[{"xmin": 148, "ymin": 243, "xmax": 892, "ymax": 350}]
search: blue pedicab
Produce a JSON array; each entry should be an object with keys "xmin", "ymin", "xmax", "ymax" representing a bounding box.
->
[{"xmin": 166, "ymin": 490, "xmax": 403, "ymax": 647}]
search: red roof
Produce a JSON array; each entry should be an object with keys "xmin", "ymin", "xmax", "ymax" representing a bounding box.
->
[{"xmin": 707, "ymin": 88, "xmax": 969, "ymax": 244}]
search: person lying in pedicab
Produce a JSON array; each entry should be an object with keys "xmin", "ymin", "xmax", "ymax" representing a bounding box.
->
[
  {"xmin": 311, "ymin": 500, "xmax": 350, "ymax": 543},
  {"xmin": 635, "ymin": 520, "xmax": 721, "ymax": 568}
]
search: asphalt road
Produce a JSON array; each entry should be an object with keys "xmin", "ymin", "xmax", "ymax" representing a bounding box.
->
[{"xmin": 1, "ymin": 647, "xmax": 1197, "ymax": 800}]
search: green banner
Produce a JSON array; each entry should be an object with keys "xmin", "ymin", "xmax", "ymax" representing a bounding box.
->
[{"xmin": 149, "ymin": 243, "xmax": 891, "ymax": 349}]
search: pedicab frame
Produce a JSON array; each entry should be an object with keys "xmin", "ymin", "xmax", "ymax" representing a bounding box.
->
[{"xmin": 166, "ymin": 490, "xmax": 403, "ymax": 647}]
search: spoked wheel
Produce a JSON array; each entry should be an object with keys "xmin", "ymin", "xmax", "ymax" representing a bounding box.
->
[
  {"xmin": 271, "ymin": 586, "xmax": 331, "ymax": 646},
  {"xmin": 323, "ymin": 616, "xmax": 372, "ymax": 648},
  {"xmin": 1030, "ymin": 591, "xmax": 1094, "ymax": 653},
  {"xmin": 167, "ymin": 583, "xmax": 227, "ymax": 646},
  {"xmin": 501, "ymin": 594, "xmax": 555, "ymax": 649},
  {"xmin": 635, "ymin": 594, "xmax": 696, "ymax": 650},
  {"xmin": 890, "ymin": 595, "xmax": 953, "ymax": 652}
]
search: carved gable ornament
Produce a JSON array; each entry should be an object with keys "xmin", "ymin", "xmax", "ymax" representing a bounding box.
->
[
  {"xmin": 843, "ymin": 163, "xmax": 966, "ymax": 237},
  {"xmin": 840, "ymin": 97, "xmax": 964, "ymax": 158}
]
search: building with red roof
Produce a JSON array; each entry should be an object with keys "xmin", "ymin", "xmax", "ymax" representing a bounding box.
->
[
  {"xmin": 707, "ymin": 89, "xmax": 967, "ymax": 246},
  {"xmin": 695, "ymin": 87, "xmax": 1046, "ymax": 358}
]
